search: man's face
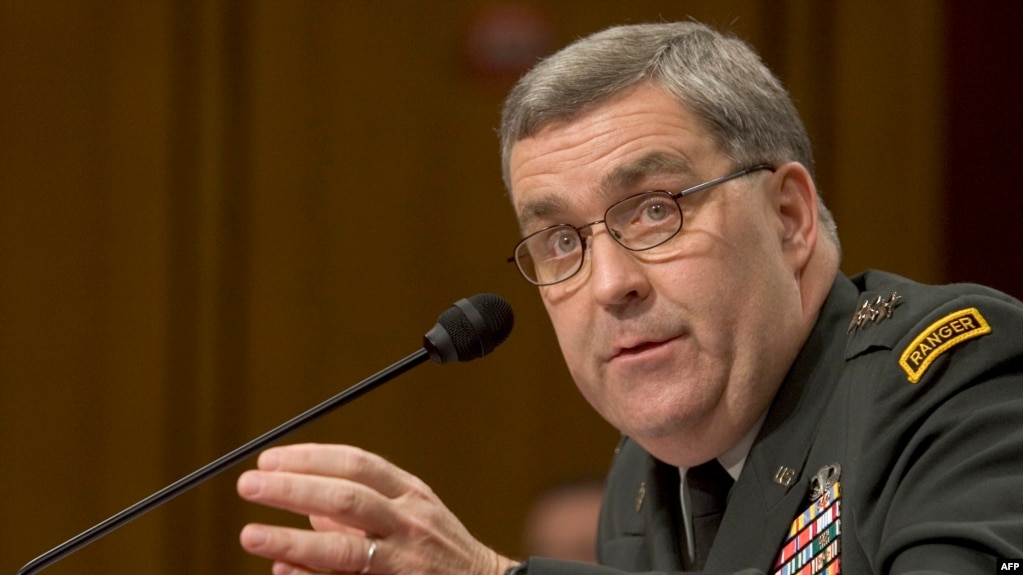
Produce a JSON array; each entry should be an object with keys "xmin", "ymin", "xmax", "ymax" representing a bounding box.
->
[{"xmin": 508, "ymin": 84, "xmax": 808, "ymax": 466}]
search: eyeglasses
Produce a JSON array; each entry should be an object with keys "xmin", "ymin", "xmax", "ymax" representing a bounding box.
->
[{"xmin": 508, "ymin": 164, "xmax": 775, "ymax": 286}]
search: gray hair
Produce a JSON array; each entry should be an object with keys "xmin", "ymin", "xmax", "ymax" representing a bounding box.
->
[{"xmin": 499, "ymin": 21, "xmax": 839, "ymax": 247}]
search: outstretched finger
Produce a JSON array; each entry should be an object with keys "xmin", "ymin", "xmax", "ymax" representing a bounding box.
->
[{"xmin": 237, "ymin": 469, "xmax": 397, "ymax": 537}]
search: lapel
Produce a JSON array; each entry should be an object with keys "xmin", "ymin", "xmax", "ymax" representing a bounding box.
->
[
  {"xmin": 705, "ymin": 274, "xmax": 858, "ymax": 573},
  {"xmin": 599, "ymin": 437, "xmax": 685, "ymax": 572}
]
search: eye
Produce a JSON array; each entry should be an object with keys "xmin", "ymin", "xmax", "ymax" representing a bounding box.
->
[
  {"xmin": 545, "ymin": 228, "xmax": 581, "ymax": 256},
  {"xmin": 631, "ymin": 194, "xmax": 679, "ymax": 226},
  {"xmin": 523, "ymin": 225, "xmax": 582, "ymax": 261},
  {"xmin": 642, "ymin": 200, "xmax": 670, "ymax": 221}
]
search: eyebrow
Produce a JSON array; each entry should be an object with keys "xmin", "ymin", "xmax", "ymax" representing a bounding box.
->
[
  {"xmin": 598, "ymin": 152, "xmax": 697, "ymax": 196},
  {"xmin": 516, "ymin": 195, "xmax": 568, "ymax": 233},
  {"xmin": 515, "ymin": 151, "xmax": 696, "ymax": 232}
]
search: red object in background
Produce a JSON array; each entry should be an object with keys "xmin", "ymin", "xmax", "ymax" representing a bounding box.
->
[{"xmin": 464, "ymin": 3, "xmax": 556, "ymax": 88}]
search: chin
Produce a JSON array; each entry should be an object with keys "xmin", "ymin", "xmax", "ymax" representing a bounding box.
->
[
  {"xmin": 618, "ymin": 405, "xmax": 699, "ymax": 442},
  {"xmin": 612, "ymin": 395, "xmax": 717, "ymax": 451}
]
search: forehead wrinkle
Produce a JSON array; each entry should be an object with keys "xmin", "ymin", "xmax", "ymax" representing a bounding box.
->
[{"xmin": 598, "ymin": 152, "xmax": 696, "ymax": 196}]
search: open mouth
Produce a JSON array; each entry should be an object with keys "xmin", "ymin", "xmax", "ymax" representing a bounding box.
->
[
  {"xmin": 618, "ymin": 341, "xmax": 664, "ymax": 356},
  {"xmin": 613, "ymin": 336, "xmax": 680, "ymax": 360}
]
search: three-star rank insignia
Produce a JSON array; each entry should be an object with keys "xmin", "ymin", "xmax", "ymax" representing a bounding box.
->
[
  {"xmin": 773, "ymin": 464, "xmax": 842, "ymax": 575},
  {"xmin": 848, "ymin": 292, "xmax": 903, "ymax": 334}
]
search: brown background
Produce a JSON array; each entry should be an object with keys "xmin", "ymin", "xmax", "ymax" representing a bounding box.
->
[{"xmin": 1, "ymin": 1, "xmax": 1020, "ymax": 573}]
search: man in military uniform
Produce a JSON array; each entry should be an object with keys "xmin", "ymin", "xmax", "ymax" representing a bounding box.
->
[{"xmin": 235, "ymin": 21, "xmax": 1023, "ymax": 575}]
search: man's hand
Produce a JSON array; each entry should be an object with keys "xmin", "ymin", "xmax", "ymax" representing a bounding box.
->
[{"xmin": 237, "ymin": 443, "xmax": 517, "ymax": 575}]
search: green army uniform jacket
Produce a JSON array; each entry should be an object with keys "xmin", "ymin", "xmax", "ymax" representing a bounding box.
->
[{"xmin": 526, "ymin": 270, "xmax": 1023, "ymax": 575}]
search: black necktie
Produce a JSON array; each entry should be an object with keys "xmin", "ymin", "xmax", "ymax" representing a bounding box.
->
[{"xmin": 686, "ymin": 459, "xmax": 734, "ymax": 570}]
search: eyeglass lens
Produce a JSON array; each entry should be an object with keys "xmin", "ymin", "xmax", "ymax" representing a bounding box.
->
[{"xmin": 516, "ymin": 191, "xmax": 683, "ymax": 285}]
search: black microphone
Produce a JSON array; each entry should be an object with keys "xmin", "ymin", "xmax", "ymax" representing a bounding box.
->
[{"xmin": 16, "ymin": 293, "xmax": 514, "ymax": 575}]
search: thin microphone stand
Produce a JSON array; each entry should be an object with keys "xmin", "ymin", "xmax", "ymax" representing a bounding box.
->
[{"xmin": 16, "ymin": 349, "xmax": 429, "ymax": 575}]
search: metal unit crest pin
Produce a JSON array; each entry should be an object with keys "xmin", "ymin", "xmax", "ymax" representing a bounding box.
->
[
  {"xmin": 635, "ymin": 481, "xmax": 646, "ymax": 512},
  {"xmin": 848, "ymin": 292, "xmax": 903, "ymax": 334}
]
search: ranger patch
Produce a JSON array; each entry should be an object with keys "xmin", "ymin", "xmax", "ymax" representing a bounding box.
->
[{"xmin": 899, "ymin": 307, "xmax": 991, "ymax": 383}]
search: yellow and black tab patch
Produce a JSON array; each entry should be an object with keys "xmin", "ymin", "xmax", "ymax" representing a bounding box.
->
[{"xmin": 899, "ymin": 307, "xmax": 991, "ymax": 383}]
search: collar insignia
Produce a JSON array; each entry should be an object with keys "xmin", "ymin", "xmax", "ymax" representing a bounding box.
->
[{"xmin": 774, "ymin": 466, "xmax": 797, "ymax": 487}]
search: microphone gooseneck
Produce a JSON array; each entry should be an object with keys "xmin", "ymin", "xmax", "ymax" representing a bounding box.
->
[{"xmin": 16, "ymin": 293, "xmax": 514, "ymax": 575}]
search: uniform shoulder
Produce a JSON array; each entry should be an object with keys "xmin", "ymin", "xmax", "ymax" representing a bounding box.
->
[
  {"xmin": 854, "ymin": 269, "xmax": 1021, "ymax": 308},
  {"xmin": 847, "ymin": 270, "xmax": 1023, "ymax": 382},
  {"xmin": 848, "ymin": 270, "xmax": 1023, "ymax": 339}
]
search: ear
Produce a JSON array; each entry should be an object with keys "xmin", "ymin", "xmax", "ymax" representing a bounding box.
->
[{"xmin": 770, "ymin": 162, "xmax": 819, "ymax": 273}]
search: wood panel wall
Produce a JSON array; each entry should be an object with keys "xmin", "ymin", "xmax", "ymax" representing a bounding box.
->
[
  {"xmin": 0, "ymin": 1, "xmax": 975, "ymax": 573},
  {"xmin": 944, "ymin": 1, "xmax": 1023, "ymax": 297}
]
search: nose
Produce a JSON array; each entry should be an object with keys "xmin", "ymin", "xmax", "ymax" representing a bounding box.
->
[{"xmin": 586, "ymin": 227, "xmax": 651, "ymax": 306}]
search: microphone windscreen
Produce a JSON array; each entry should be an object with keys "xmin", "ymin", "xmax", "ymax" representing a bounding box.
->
[{"xmin": 424, "ymin": 293, "xmax": 514, "ymax": 364}]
